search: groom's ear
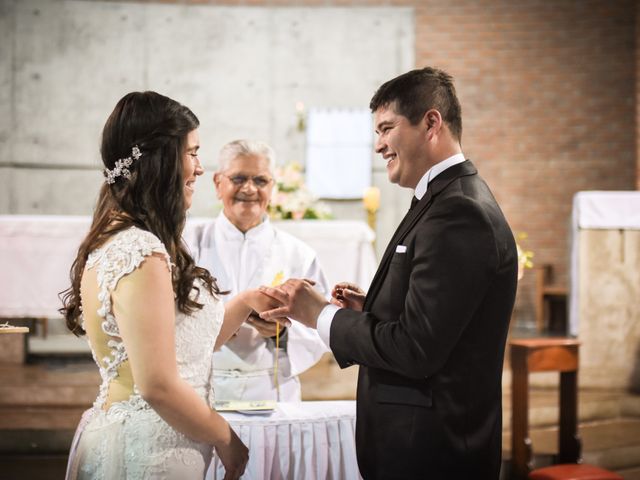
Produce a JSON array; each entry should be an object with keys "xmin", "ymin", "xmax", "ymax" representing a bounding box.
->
[
  {"xmin": 423, "ymin": 109, "xmax": 442, "ymax": 131},
  {"xmin": 422, "ymin": 108, "xmax": 444, "ymax": 138}
]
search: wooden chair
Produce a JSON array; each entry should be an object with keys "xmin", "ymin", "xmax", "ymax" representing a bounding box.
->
[
  {"xmin": 510, "ymin": 338, "xmax": 581, "ymax": 479},
  {"xmin": 510, "ymin": 338, "xmax": 622, "ymax": 480},
  {"xmin": 37, "ymin": 317, "xmax": 48, "ymax": 338},
  {"xmin": 534, "ymin": 264, "xmax": 568, "ymax": 334}
]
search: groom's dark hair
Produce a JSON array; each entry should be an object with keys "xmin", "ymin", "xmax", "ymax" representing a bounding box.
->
[{"xmin": 370, "ymin": 66, "xmax": 463, "ymax": 143}]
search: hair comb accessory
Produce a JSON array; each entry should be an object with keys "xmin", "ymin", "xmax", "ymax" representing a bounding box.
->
[{"xmin": 104, "ymin": 145, "xmax": 142, "ymax": 184}]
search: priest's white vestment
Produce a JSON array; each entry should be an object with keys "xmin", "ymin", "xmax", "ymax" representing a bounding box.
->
[{"xmin": 194, "ymin": 212, "xmax": 329, "ymax": 401}]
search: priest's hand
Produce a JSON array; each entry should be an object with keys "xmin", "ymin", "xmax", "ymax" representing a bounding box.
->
[
  {"xmin": 331, "ymin": 282, "xmax": 366, "ymax": 311},
  {"xmin": 246, "ymin": 313, "xmax": 281, "ymax": 338},
  {"xmin": 259, "ymin": 279, "xmax": 329, "ymax": 330}
]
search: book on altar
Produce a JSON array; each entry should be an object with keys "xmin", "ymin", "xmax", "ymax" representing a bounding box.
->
[{"xmin": 214, "ymin": 400, "xmax": 276, "ymax": 413}]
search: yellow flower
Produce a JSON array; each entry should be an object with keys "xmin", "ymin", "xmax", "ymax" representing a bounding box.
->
[
  {"xmin": 516, "ymin": 232, "xmax": 534, "ymax": 269},
  {"xmin": 271, "ymin": 271, "xmax": 285, "ymax": 287},
  {"xmin": 516, "ymin": 232, "xmax": 534, "ymax": 280}
]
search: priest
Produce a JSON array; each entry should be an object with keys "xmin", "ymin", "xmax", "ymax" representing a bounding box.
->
[{"xmin": 194, "ymin": 139, "xmax": 329, "ymax": 402}]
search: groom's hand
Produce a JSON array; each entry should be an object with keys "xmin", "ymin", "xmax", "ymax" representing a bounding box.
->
[
  {"xmin": 331, "ymin": 282, "xmax": 366, "ymax": 311},
  {"xmin": 259, "ymin": 279, "xmax": 329, "ymax": 329}
]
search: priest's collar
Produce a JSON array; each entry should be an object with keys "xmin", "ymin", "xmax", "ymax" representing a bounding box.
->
[{"xmin": 218, "ymin": 210, "xmax": 272, "ymax": 241}]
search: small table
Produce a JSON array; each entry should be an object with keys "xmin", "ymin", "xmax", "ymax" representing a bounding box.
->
[
  {"xmin": 0, "ymin": 326, "xmax": 29, "ymax": 363},
  {"xmin": 207, "ymin": 401, "xmax": 361, "ymax": 480},
  {"xmin": 0, "ymin": 326, "xmax": 29, "ymax": 334},
  {"xmin": 510, "ymin": 338, "xmax": 581, "ymax": 480}
]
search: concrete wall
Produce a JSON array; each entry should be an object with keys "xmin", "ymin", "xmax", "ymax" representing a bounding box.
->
[
  {"xmin": 0, "ymin": 0, "xmax": 414, "ymax": 259},
  {"xmin": 2, "ymin": 0, "xmax": 639, "ymax": 332}
]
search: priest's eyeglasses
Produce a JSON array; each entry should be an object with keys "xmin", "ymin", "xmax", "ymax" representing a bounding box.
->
[{"xmin": 223, "ymin": 174, "xmax": 273, "ymax": 189}]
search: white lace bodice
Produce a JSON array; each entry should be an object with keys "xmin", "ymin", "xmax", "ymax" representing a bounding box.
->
[{"xmin": 83, "ymin": 226, "xmax": 224, "ymax": 412}]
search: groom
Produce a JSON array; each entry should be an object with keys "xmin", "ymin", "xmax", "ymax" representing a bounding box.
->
[{"xmin": 260, "ymin": 67, "xmax": 518, "ymax": 479}]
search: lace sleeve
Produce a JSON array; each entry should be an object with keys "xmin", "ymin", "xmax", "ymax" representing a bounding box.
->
[{"xmin": 87, "ymin": 227, "xmax": 172, "ymax": 330}]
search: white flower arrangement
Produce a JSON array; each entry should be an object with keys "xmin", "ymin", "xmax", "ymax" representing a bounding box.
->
[{"xmin": 269, "ymin": 162, "xmax": 332, "ymax": 220}]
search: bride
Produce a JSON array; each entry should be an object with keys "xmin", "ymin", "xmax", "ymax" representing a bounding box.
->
[{"xmin": 60, "ymin": 91, "xmax": 283, "ymax": 479}]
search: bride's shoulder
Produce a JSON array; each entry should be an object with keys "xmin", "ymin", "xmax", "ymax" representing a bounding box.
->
[
  {"xmin": 87, "ymin": 226, "xmax": 171, "ymax": 273},
  {"xmin": 116, "ymin": 226, "xmax": 166, "ymax": 251}
]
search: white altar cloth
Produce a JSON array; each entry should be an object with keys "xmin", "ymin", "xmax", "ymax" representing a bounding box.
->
[
  {"xmin": 0, "ymin": 215, "xmax": 376, "ymax": 318},
  {"xmin": 209, "ymin": 401, "xmax": 361, "ymax": 480},
  {"xmin": 569, "ymin": 191, "xmax": 640, "ymax": 335},
  {"xmin": 0, "ymin": 215, "xmax": 90, "ymax": 318}
]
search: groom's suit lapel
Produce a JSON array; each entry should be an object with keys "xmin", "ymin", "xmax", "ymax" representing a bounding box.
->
[{"xmin": 363, "ymin": 160, "xmax": 477, "ymax": 310}]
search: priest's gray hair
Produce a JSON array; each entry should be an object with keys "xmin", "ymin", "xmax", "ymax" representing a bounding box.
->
[{"xmin": 217, "ymin": 139, "xmax": 276, "ymax": 173}]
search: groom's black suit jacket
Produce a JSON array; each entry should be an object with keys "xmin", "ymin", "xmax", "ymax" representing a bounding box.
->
[{"xmin": 330, "ymin": 160, "xmax": 518, "ymax": 479}]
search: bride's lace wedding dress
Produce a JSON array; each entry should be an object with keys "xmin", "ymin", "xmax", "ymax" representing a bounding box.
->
[{"xmin": 66, "ymin": 227, "xmax": 224, "ymax": 480}]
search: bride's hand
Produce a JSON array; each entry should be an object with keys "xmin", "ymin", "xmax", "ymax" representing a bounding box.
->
[
  {"xmin": 215, "ymin": 424, "xmax": 248, "ymax": 480},
  {"xmin": 217, "ymin": 290, "xmax": 289, "ymax": 350},
  {"xmin": 242, "ymin": 289, "xmax": 290, "ymax": 328}
]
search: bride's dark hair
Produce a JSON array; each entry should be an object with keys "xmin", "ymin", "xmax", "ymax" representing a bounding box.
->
[{"xmin": 60, "ymin": 91, "xmax": 220, "ymax": 335}]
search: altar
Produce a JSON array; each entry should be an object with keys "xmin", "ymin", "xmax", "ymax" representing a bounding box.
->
[
  {"xmin": 209, "ymin": 401, "xmax": 361, "ymax": 480},
  {"xmin": 0, "ymin": 215, "xmax": 376, "ymax": 319},
  {"xmin": 569, "ymin": 191, "xmax": 640, "ymax": 389}
]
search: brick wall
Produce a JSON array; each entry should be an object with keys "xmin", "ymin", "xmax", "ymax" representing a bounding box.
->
[
  {"xmin": 415, "ymin": 0, "xmax": 638, "ymax": 326},
  {"xmin": 637, "ymin": 0, "xmax": 640, "ymax": 191},
  {"xmin": 115, "ymin": 0, "xmax": 640, "ymax": 328}
]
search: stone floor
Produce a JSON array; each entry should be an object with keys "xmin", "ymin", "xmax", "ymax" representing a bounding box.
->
[{"xmin": 1, "ymin": 352, "xmax": 640, "ymax": 479}]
